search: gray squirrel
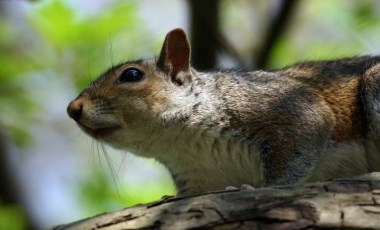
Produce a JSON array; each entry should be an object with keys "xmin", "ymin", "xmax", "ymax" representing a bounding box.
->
[{"xmin": 67, "ymin": 28, "xmax": 380, "ymax": 195}]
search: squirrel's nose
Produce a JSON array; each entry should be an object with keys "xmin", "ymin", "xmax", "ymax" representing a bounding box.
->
[{"xmin": 67, "ymin": 99, "xmax": 83, "ymax": 121}]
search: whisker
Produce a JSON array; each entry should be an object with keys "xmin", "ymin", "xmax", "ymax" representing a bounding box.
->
[
  {"xmin": 96, "ymin": 142, "xmax": 105, "ymax": 172},
  {"xmin": 90, "ymin": 139, "xmax": 96, "ymax": 167},
  {"xmin": 87, "ymin": 55, "xmax": 94, "ymax": 82},
  {"xmin": 100, "ymin": 144, "xmax": 121, "ymax": 196},
  {"xmin": 117, "ymin": 151, "xmax": 128, "ymax": 176},
  {"xmin": 109, "ymin": 36, "xmax": 115, "ymax": 67},
  {"xmin": 74, "ymin": 130, "xmax": 84, "ymax": 142}
]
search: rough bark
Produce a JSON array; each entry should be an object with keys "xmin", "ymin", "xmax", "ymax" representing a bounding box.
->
[{"xmin": 54, "ymin": 173, "xmax": 380, "ymax": 230}]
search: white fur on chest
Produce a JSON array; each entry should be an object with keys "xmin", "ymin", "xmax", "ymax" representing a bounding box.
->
[{"xmin": 146, "ymin": 127, "xmax": 262, "ymax": 194}]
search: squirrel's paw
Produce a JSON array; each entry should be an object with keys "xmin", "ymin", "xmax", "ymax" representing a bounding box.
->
[
  {"xmin": 225, "ymin": 186, "xmax": 239, "ymax": 191},
  {"xmin": 240, "ymin": 184, "xmax": 255, "ymax": 190},
  {"xmin": 225, "ymin": 184, "xmax": 255, "ymax": 191}
]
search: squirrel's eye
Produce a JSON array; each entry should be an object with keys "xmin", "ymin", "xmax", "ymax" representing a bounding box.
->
[{"xmin": 118, "ymin": 68, "xmax": 144, "ymax": 83}]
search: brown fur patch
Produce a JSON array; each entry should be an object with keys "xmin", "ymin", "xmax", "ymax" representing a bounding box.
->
[
  {"xmin": 287, "ymin": 65, "xmax": 366, "ymax": 142},
  {"xmin": 322, "ymin": 77, "xmax": 365, "ymax": 142}
]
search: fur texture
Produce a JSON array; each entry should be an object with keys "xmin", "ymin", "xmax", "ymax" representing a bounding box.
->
[{"xmin": 67, "ymin": 29, "xmax": 380, "ymax": 195}]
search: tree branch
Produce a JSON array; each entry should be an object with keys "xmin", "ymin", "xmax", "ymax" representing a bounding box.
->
[
  {"xmin": 188, "ymin": 0, "xmax": 220, "ymax": 70},
  {"xmin": 53, "ymin": 173, "xmax": 380, "ymax": 229},
  {"xmin": 255, "ymin": 0, "xmax": 299, "ymax": 69}
]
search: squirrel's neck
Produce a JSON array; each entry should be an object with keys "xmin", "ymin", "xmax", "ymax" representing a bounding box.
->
[{"xmin": 141, "ymin": 124, "xmax": 262, "ymax": 195}]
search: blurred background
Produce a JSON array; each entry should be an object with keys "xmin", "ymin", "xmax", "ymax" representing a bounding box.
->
[{"xmin": 1, "ymin": 0, "xmax": 380, "ymax": 229}]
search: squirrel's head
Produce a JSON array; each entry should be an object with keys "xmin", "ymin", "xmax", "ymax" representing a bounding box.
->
[{"xmin": 67, "ymin": 28, "xmax": 193, "ymax": 151}]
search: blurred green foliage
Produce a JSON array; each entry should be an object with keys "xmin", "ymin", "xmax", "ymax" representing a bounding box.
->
[
  {"xmin": 1, "ymin": 0, "xmax": 148, "ymax": 145},
  {"xmin": 270, "ymin": 0, "xmax": 380, "ymax": 67},
  {"xmin": 80, "ymin": 163, "xmax": 174, "ymax": 216},
  {"xmin": 27, "ymin": 0, "xmax": 149, "ymax": 89},
  {"xmin": 0, "ymin": 0, "xmax": 170, "ymax": 225},
  {"xmin": 0, "ymin": 203, "xmax": 27, "ymax": 230},
  {"xmin": 21, "ymin": 0, "xmax": 172, "ymax": 214},
  {"xmin": 0, "ymin": 19, "xmax": 38, "ymax": 146}
]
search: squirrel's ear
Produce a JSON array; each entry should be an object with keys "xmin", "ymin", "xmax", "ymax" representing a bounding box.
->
[{"xmin": 157, "ymin": 28, "xmax": 191, "ymax": 85}]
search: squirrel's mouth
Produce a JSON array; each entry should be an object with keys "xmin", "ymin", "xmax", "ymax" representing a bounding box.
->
[{"xmin": 77, "ymin": 123, "xmax": 121, "ymax": 139}]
